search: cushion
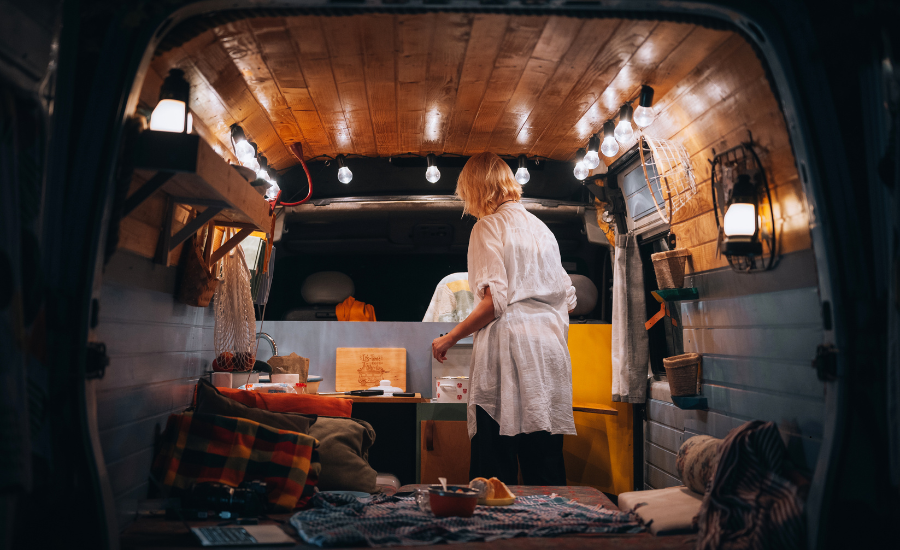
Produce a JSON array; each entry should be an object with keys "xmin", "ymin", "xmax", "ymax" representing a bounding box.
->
[
  {"xmin": 618, "ymin": 486, "xmax": 703, "ymax": 535},
  {"xmin": 216, "ymin": 386, "xmax": 353, "ymax": 418},
  {"xmin": 677, "ymin": 435, "xmax": 720, "ymax": 493},
  {"xmin": 195, "ymin": 379, "xmax": 315, "ymax": 434},
  {"xmin": 309, "ymin": 417, "xmax": 378, "ymax": 493}
]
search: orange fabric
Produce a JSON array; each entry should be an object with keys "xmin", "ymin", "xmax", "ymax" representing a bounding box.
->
[
  {"xmin": 335, "ymin": 296, "xmax": 377, "ymax": 322},
  {"xmin": 214, "ymin": 387, "xmax": 353, "ymax": 418}
]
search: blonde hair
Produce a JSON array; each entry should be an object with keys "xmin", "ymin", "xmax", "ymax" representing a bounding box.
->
[{"xmin": 455, "ymin": 152, "xmax": 522, "ymax": 219}]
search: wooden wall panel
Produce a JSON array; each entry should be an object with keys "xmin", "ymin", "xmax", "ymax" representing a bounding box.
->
[{"xmin": 144, "ymin": 15, "xmax": 738, "ymax": 169}]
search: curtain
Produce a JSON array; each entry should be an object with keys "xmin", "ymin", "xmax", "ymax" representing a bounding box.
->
[{"xmin": 611, "ymin": 233, "xmax": 649, "ymax": 403}]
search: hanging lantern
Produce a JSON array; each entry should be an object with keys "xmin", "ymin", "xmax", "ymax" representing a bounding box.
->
[
  {"xmin": 721, "ymin": 174, "xmax": 763, "ymax": 256},
  {"xmin": 149, "ymin": 69, "xmax": 192, "ymax": 134}
]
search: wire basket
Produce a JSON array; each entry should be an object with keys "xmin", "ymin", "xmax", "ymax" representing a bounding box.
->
[{"xmin": 638, "ymin": 135, "xmax": 698, "ymax": 224}]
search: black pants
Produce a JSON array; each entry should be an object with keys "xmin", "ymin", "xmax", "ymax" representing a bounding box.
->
[{"xmin": 469, "ymin": 406, "xmax": 567, "ymax": 486}]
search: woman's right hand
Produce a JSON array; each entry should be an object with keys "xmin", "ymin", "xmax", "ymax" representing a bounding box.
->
[{"xmin": 432, "ymin": 333, "xmax": 457, "ymax": 363}]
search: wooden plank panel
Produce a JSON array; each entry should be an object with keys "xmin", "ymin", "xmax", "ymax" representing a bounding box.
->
[
  {"xmin": 106, "ymin": 447, "xmax": 155, "ymax": 498},
  {"xmin": 680, "ymin": 287, "xmax": 821, "ymax": 328},
  {"xmin": 396, "ymin": 13, "xmax": 436, "ymax": 153},
  {"xmin": 530, "ymin": 19, "xmax": 657, "ymax": 158},
  {"xmin": 514, "ymin": 18, "xmax": 621, "ymax": 152},
  {"xmin": 646, "ymin": 463, "xmax": 683, "ymax": 489},
  {"xmin": 682, "ymin": 409, "xmax": 746, "ymax": 439},
  {"xmin": 464, "ymin": 16, "xmax": 549, "ymax": 154},
  {"xmin": 98, "ymin": 282, "xmax": 214, "ymax": 327},
  {"xmin": 683, "ymin": 326, "xmax": 822, "ymax": 363},
  {"xmin": 422, "ymin": 13, "xmax": 471, "ymax": 153},
  {"xmin": 100, "ymin": 410, "xmax": 180, "ymax": 465},
  {"xmin": 699, "ymin": 355, "xmax": 825, "ymax": 399},
  {"xmin": 702, "ymin": 383, "xmax": 825, "ymax": 438},
  {"xmin": 547, "ymin": 21, "xmax": 693, "ymax": 159},
  {"xmin": 443, "ymin": 14, "xmax": 509, "ymax": 153},
  {"xmin": 362, "ymin": 14, "xmax": 399, "ymax": 156},
  {"xmin": 487, "ymin": 16, "xmax": 583, "ymax": 154},
  {"xmin": 97, "ymin": 322, "xmax": 214, "ymax": 357},
  {"xmin": 99, "ymin": 351, "xmax": 208, "ymax": 392},
  {"xmin": 647, "ymin": 399, "xmax": 684, "ymax": 429},
  {"xmin": 645, "ymin": 441, "xmax": 679, "ymax": 479},
  {"xmin": 645, "ymin": 419, "xmax": 684, "ymax": 453},
  {"xmin": 96, "ymin": 378, "xmax": 198, "ymax": 431}
]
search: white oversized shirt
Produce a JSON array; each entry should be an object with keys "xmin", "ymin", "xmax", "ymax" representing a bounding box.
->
[{"xmin": 466, "ymin": 202, "xmax": 578, "ymax": 438}]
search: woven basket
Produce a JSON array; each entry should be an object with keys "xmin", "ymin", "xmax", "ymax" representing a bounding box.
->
[
  {"xmin": 651, "ymin": 248, "xmax": 692, "ymax": 289},
  {"xmin": 664, "ymin": 353, "xmax": 702, "ymax": 397},
  {"xmin": 177, "ymin": 235, "xmax": 218, "ymax": 307}
]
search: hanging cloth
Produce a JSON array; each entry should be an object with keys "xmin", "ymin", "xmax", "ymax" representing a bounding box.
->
[
  {"xmin": 611, "ymin": 233, "xmax": 650, "ymax": 403},
  {"xmin": 336, "ymin": 296, "xmax": 376, "ymax": 322}
]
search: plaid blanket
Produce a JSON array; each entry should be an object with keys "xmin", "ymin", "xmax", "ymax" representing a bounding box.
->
[
  {"xmin": 290, "ymin": 492, "xmax": 643, "ymax": 547},
  {"xmin": 152, "ymin": 412, "xmax": 319, "ymax": 511}
]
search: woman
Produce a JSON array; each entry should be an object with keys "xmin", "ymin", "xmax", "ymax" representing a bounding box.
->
[{"xmin": 432, "ymin": 152, "xmax": 577, "ymax": 486}]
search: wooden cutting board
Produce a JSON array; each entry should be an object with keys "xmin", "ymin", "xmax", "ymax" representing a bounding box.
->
[{"xmin": 335, "ymin": 348, "xmax": 407, "ymax": 392}]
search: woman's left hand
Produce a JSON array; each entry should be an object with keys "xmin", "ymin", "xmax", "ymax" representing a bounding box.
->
[{"xmin": 432, "ymin": 333, "xmax": 457, "ymax": 363}]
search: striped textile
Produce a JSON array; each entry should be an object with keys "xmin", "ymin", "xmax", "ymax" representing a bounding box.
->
[
  {"xmin": 152, "ymin": 412, "xmax": 319, "ymax": 511},
  {"xmin": 291, "ymin": 492, "xmax": 643, "ymax": 547},
  {"xmin": 695, "ymin": 420, "xmax": 805, "ymax": 550}
]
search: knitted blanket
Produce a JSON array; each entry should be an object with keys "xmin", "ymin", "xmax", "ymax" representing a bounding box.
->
[
  {"xmin": 152, "ymin": 412, "xmax": 319, "ymax": 511},
  {"xmin": 291, "ymin": 492, "xmax": 643, "ymax": 547},
  {"xmin": 695, "ymin": 420, "xmax": 805, "ymax": 550}
]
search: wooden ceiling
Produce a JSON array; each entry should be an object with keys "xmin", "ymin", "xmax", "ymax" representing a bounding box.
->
[{"xmin": 146, "ymin": 14, "xmax": 733, "ymax": 171}]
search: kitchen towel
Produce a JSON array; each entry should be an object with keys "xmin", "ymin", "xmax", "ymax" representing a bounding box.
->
[
  {"xmin": 611, "ymin": 233, "xmax": 650, "ymax": 403},
  {"xmin": 291, "ymin": 492, "xmax": 642, "ymax": 547}
]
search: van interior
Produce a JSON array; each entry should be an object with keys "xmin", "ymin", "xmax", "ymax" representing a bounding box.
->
[{"xmin": 1, "ymin": 1, "xmax": 897, "ymax": 549}]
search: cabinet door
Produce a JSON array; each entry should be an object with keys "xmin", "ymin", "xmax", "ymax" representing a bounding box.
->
[{"xmin": 420, "ymin": 420, "xmax": 470, "ymax": 485}]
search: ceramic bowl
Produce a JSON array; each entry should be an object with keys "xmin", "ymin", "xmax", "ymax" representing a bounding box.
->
[{"xmin": 428, "ymin": 486, "xmax": 479, "ymax": 518}]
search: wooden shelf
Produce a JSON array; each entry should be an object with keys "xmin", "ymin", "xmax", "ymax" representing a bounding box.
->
[
  {"xmin": 670, "ymin": 395, "xmax": 708, "ymax": 410},
  {"xmin": 651, "ymin": 287, "xmax": 700, "ymax": 303},
  {"xmin": 572, "ymin": 402, "xmax": 619, "ymax": 416},
  {"xmin": 122, "ymin": 131, "xmax": 273, "ymax": 264},
  {"xmin": 330, "ymin": 393, "xmax": 428, "ymax": 404}
]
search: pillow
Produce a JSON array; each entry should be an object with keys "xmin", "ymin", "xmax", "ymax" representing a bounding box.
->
[
  {"xmin": 618, "ymin": 486, "xmax": 703, "ymax": 535},
  {"xmin": 216, "ymin": 386, "xmax": 353, "ymax": 418},
  {"xmin": 309, "ymin": 417, "xmax": 378, "ymax": 493},
  {"xmin": 195, "ymin": 379, "xmax": 315, "ymax": 434}
]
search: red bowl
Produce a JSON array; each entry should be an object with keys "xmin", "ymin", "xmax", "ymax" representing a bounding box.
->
[{"xmin": 428, "ymin": 487, "xmax": 479, "ymax": 518}]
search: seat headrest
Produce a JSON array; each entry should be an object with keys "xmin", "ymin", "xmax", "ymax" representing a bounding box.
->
[
  {"xmin": 569, "ymin": 274, "xmax": 598, "ymax": 316},
  {"xmin": 301, "ymin": 271, "xmax": 355, "ymax": 305}
]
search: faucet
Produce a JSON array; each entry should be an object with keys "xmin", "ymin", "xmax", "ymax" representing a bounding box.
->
[{"xmin": 256, "ymin": 332, "xmax": 277, "ymax": 357}]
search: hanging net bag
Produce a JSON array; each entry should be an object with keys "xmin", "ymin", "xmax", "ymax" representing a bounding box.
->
[
  {"xmin": 213, "ymin": 242, "xmax": 257, "ymax": 372},
  {"xmin": 638, "ymin": 135, "xmax": 698, "ymax": 224}
]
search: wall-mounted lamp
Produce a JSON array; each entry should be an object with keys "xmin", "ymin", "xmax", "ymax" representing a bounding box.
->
[
  {"xmin": 721, "ymin": 174, "xmax": 762, "ymax": 256},
  {"xmin": 573, "ymin": 148, "xmax": 589, "ymax": 180},
  {"xmin": 710, "ymin": 137, "xmax": 776, "ymax": 272},
  {"xmin": 614, "ymin": 104, "xmax": 634, "ymax": 143},
  {"xmin": 583, "ymin": 134, "xmax": 601, "ymax": 170},
  {"xmin": 150, "ymin": 69, "xmax": 193, "ymax": 133},
  {"xmin": 426, "ymin": 153, "xmax": 441, "ymax": 183},
  {"xmin": 515, "ymin": 155, "xmax": 530, "ymax": 185},
  {"xmin": 600, "ymin": 121, "xmax": 619, "ymax": 157},
  {"xmin": 633, "ymin": 85, "xmax": 655, "ymax": 128},
  {"xmin": 336, "ymin": 154, "xmax": 353, "ymax": 184}
]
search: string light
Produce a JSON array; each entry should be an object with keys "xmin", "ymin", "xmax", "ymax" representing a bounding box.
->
[
  {"xmin": 515, "ymin": 155, "xmax": 530, "ymax": 185},
  {"xmin": 336, "ymin": 154, "xmax": 352, "ymax": 184},
  {"xmin": 573, "ymin": 148, "xmax": 589, "ymax": 180},
  {"xmin": 633, "ymin": 85, "xmax": 655, "ymax": 128},
  {"xmin": 600, "ymin": 121, "xmax": 619, "ymax": 157},
  {"xmin": 426, "ymin": 153, "xmax": 440, "ymax": 183},
  {"xmin": 614, "ymin": 104, "xmax": 634, "ymax": 143},
  {"xmin": 583, "ymin": 134, "xmax": 601, "ymax": 170}
]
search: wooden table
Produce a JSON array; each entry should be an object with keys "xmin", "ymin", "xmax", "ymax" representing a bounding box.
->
[{"xmin": 120, "ymin": 486, "xmax": 696, "ymax": 549}]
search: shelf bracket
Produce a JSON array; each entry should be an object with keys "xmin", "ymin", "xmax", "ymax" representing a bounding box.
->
[
  {"xmin": 123, "ymin": 171, "xmax": 174, "ymax": 216},
  {"xmin": 169, "ymin": 206, "xmax": 223, "ymax": 251},
  {"xmin": 209, "ymin": 227, "xmax": 254, "ymax": 266}
]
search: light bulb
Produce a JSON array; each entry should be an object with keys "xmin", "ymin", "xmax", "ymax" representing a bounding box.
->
[
  {"xmin": 573, "ymin": 162, "xmax": 589, "ymax": 180},
  {"xmin": 337, "ymin": 166, "xmax": 353, "ymax": 184},
  {"xmin": 723, "ymin": 203, "xmax": 757, "ymax": 237},
  {"xmin": 583, "ymin": 150, "xmax": 601, "ymax": 170},
  {"xmin": 234, "ymin": 139, "xmax": 255, "ymax": 163},
  {"xmin": 244, "ymin": 156, "xmax": 259, "ymax": 172},
  {"xmin": 515, "ymin": 166, "xmax": 530, "ymax": 185},
  {"xmin": 265, "ymin": 181, "xmax": 280, "ymax": 201},
  {"xmin": 614, "ymin": 120, "xmax": 633, "ymax": 143},
  {"xmin": 633, "ymin": 105, "xmax": 654, "ymax": 128},
  {"xmin": 601, "ymin": 135, "xmax": 619, "ymax": 157},
  {"xmin": 149, "ymin": 99, "xmax": 186, "ymax": 133},
  {"xmin": 426, "ymin": 165, "xmax": 441, "ymax": 183},
  {"xmin": 256, "ymin": 168, "xmax": 268, "ymax": 181}
]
